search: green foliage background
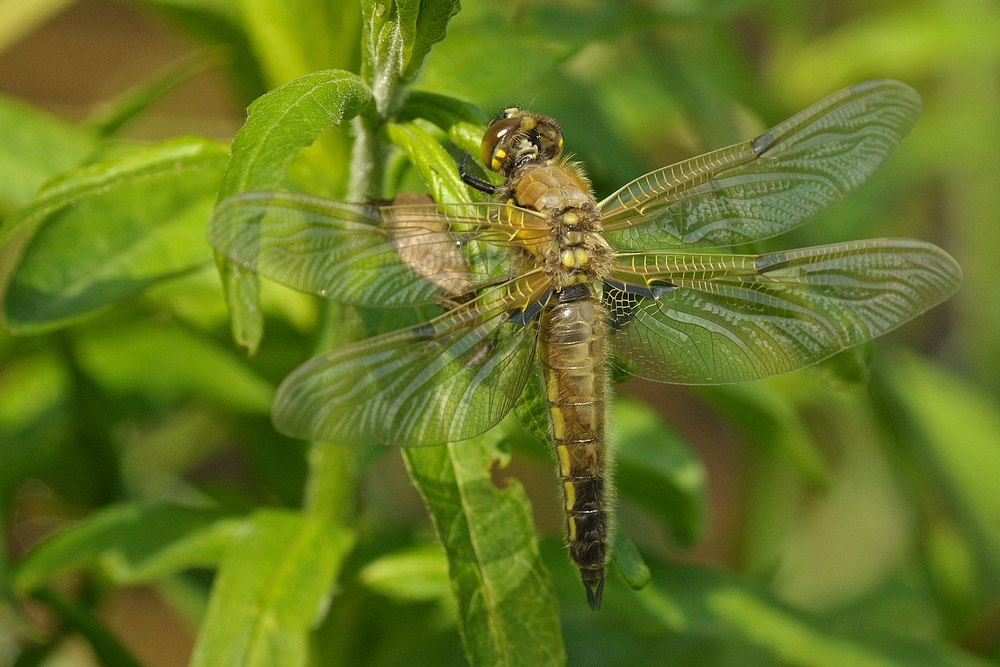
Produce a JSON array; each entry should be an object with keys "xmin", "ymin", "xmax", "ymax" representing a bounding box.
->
[{"xmin": 0, "ymin": 1, "xmax": 997, "ymax": 666}]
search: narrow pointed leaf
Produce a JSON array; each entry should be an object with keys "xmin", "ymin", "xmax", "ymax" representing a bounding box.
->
[
  {"xmin": 399, "ymin": 90, "xmax": 487, "ymax": 156},
  {"xmin": 14, "ymin": 503, "xmax": 236, "ymax": 594},
  {"xmin": 87, "ymin": 48, "xmax": 228, "ymax": 136},
  {"xmin": 385, "ymin": 121, "xmax": 468, "ymax": 204},
  {"xmin": 611, "ymin": 523, "xmax": 652, "ymax": 590}
]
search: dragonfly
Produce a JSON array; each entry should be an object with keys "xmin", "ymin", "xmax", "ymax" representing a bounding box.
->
[{"xmin": 208, "ymin": 79, "xmax": 961, "ymax": 610}]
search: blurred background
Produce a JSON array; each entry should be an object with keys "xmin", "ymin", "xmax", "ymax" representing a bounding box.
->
[{"xmin": 1, "ymin": 0, "xmax": 998, "ymax": 665}]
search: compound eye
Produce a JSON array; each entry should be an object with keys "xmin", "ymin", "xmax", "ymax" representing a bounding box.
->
[{"xmin": 480, "ymin": 117, "xmax": 520, "ymax": 172}]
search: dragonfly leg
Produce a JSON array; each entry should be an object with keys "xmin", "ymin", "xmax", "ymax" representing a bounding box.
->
[{"xmin": 459, "ymin": 153, "xmax": 498, "ymax": 195}]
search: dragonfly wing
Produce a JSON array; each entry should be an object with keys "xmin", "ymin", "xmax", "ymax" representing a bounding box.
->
[
  {"xmin": 599, "ymin": 80, "xmax": 923, "ymax": 250},
  {"xmin": 208, "ymin": 191, "xmax": 547, "ymax": 306},
  {"xmin": 272, "ymin": 272, "xmax": 552, "ymax": 446},
  {"xmin": 604, "ymin": 240, "xmax": 961, "ymax": 383}
]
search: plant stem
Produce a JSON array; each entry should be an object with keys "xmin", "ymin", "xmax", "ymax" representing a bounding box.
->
[
  {"xmin": 305, "ymin": 113, "xmax": 381, "ymax": 522},
  {"xmin": 347, "ymin": 114, "xmax": 384, "ymax": 202}
]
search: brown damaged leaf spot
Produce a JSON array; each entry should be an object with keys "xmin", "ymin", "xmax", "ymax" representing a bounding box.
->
[{"xmin": 489, "ymin": 455, "xmax": 512, "ymax": 491}]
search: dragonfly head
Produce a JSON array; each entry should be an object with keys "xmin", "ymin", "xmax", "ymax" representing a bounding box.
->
[{"xmin": 481, "ymin": 107, "xmax": 564, "ymax": 176}]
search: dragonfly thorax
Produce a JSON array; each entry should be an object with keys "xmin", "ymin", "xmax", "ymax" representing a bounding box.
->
[{"xmin": 543, "ymin": 207, "xmax": 614, "ymax": 289}]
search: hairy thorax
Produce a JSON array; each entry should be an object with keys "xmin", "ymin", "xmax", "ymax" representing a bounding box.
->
[{"xmin": 508, "ymin": 160, "xmax": 614, "ymax": 290}]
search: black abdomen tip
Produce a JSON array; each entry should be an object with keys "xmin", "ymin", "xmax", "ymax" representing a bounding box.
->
[{"xmin": 584, "ymin": 577, "xmax": 605, "ymax": 610}]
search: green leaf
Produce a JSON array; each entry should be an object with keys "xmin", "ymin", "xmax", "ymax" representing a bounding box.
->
[
  {"xmin": 214, "ymin": 69, "xmax": 374, "ymax": 353},
  {"xmin": 0, "ymin": 349, "xmax": 72, "ymax": 495},
  {"xmin": 417, "ymin": 6, "xmax": 577, "ymax": 108},
  {"xmin": 0, "ymin": 95, "xmax": 99, "ymax": 216},
  {"xmin": 402, "ymin": 432, "xmax": 566, "ymax": 667},
  {"xmin": 32, "ymin": 589, "xmax": 144, "ymax": 667},
  {"xmin": 359, "ymin": 543, "xmax": 451, "ymax": 603},
  {"xmin": 217, "ymin": 259, "xmax": 265, "ymax": 355},
  {"xmin": 613, "ymin": 396, "xmax": 707, "ymax": 547},
  {"xmin": 238, "ymin": 0, "xmax": 361, "ymax": 87},
  {"xmin": 73, "ymin": 321, "xmax": 275, "ymax": 414},
  {"xmin": 0, "ymin": 137, "xmax": 228, "ymax": 334},
  {"xmin": 701, "ymin": 382, "xmax": 832, "ymax": 490},
  {"xmin": 190, "ymin": 509, "xmax": 354, "ymax": 667},
  {"xmin": 611, "ymin": 523, "xmax": 651, "ymax": 590},
  {"xmin": 385, "ymin": 121, "xmax": 468, "ymax": 204},
  {"xmin": 14, "ymin": 503, "xmax": 236, "ymax": 594},
  {"xmin": 219, "ymin": 71, "xmax": 374, "ymax": 198}
]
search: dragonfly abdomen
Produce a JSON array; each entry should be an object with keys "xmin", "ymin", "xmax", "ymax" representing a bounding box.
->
[{"xmin": 538, "ymin": 283, "xmax": 609, "ymax": 610}]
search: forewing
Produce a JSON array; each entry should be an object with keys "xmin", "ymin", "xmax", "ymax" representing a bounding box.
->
[
  {"xmin": 272, "ymin": 272, "xmax": 552, "ymax": 446},
  {"xmin": 208, "ymin": 191, "xmax": 548, "ymax": 306},
  {"xmin": 599, "ymin": 80, "xmax": 923, "ymax": 250},
  {"xmin": 604, "ymin": 240, "xmax": 961, "ymax": 383}
]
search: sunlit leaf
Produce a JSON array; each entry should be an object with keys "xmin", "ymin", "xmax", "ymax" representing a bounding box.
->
[
  {"xmin": 0, "ymin": 137, "xmax": 228, "ymax": 333},
  {"xmin": 0, "ymin": 0, "xmax": 76, "ymax": 55},
  {"xmin": 0, "ymin": 95, "xmax": 98, "ymax": 216},
  {"xmin": 361, "ymin": 0, "xmax": 461, "ymax": 107},
  {"xmin": 219, "ymin": 71, "xmax": 374, "ymax": 198},
  {"xmin": 0, "ymin": 349, "xmax": 69, "ymax": 434},
  {"xmin": 190, "ymin": 509, "xmax": 354, "ymax": 667},
  {"xmin": 399, "ymin": 90, "xmax": 487, "ymax": 156}
]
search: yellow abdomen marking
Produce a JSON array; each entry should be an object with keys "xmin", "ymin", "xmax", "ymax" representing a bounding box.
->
[
  {"xmin": 550, "ymin": 407, "xmax": 565, "ymax": 440},
  {"xmin": 567, "ymin": 516, "xmax": 577, "ymax": 542},
  {"xmin": 563, "ymin": 481, "xmax": 576, "ymax": 511},
  {"xmin": 546, "ymin": 370, "xmax": 560, "ymax": 402},
  {"xmin": 557, "ymin": 445, "xmax": 571, "ymax": 477}
]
